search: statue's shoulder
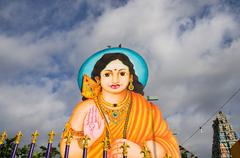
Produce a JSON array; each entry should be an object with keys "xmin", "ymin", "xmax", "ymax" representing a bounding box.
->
[
  {"xmin": 68, "ymin": 99, "xmax": 96, "ymax": 125},
  {"xmin": 72, "ymin": 99, "xmax": 96, "ymax": 114},
  {"xmin": 131, "ymin": 91, "xmax": 147, "ymax": 102},
  {"xmin": 131, "ymin": 91, "xmax": 160, "ymax": 110}
]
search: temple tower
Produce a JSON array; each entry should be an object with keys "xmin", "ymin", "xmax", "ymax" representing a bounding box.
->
[{"xmin": 212, "ymin": 111, "xmax": 238, "ymax": 158}]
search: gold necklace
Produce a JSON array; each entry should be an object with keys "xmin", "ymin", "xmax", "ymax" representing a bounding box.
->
[{"xmin": 98, "ymin": 91, "xmax": 131, "ymax": 124}]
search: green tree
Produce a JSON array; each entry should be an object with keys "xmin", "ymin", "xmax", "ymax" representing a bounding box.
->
[
  {"xmin": 38, "ymin": 145, "xmax": 60, "ymax": 158},
  {"xmin": 0, "ymin": 137, "xmax": 15, "ymax": 157},
  {"xmin": 18, "ymin": 144, "xmax": 30, "ymax": 158},
  {"xmin": 181, "ymin": 151, "xmax": 188, "ymax": 158},
  {"xmin": 0, "ymin": 138, "xmax": 60, "ymax": 158}
]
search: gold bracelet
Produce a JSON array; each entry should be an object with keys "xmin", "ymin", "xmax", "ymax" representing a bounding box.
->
[{"xmin": 62, "ymin": 122, "xmax": 84, "ymax": 139}]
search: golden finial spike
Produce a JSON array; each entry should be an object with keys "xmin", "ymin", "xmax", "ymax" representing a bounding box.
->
[
  {"xmin": 65, "ymin": 131, "xmax": 73, "ymax": 146},
  {"xmin": 140, "ymin": 143, "xmax": 152, "ymax": 158},
  {"xmin": 15, "ymin": 131, "xmax": 23, "ymax": 144},
  {"xmin": 48, "ymin": 130, "xmax": 55, "ymax": 144},
  {"xmin": 82, "ymin": 135, "xmax": 90, "ymax": 148},
  {"xmin": 0, "ymin": 131, "xmax": 7, "ymax": 145},
  {"xmin": 102, "ymin": 136, "xmax": 110, "ymax": 151},
  {"xmin": 62, "ymin": 122, "xmax": 71, "ymax": 139},
  {"xmin": 62, "ymin": 123, "xmax": 73, "ymax": 145},
  {"xmin": 120, "ymin": 142, "xmax": 130, "ymax": 157},
  {"xmin": 31, "ymin": 130, "xmax": 39, "ymax": 144},
  {"xmin": 163, "ymin": 153, "xmax": 172, "ymax": 158}
]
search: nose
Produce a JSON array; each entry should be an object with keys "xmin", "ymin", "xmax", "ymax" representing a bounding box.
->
[{"xmin": 112, "ymin": 72, "xmax": 119, "ymax": 83}]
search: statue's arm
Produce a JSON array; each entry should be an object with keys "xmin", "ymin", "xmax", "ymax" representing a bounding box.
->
[
  {"xmin": 59, "ymin": 100, "xmax": 91, "ymax": 158},
  {"xmin": 60, "ymin": 99, "xmax": 104, "ymax": 158},
  {"xmin": 146, "ymin": 104, "xmax": 180, "ymax": 158}
]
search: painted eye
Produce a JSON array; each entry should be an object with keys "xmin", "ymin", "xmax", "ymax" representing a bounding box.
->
[
  {"xmin": 120, "ymin": 72, "xmax": 126, "ymax": 76},
  {"xmin": 104, "ymin": 73, "xmax": 110, "ymax": 77}
]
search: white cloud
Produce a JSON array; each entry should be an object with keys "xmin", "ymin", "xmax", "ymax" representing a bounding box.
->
[
  {"xmin": 0, "ymin": 79, "xmax": 69, "ymax": 145},
  {"xmin": 0, "ymin": 0, "xmax": 240, "ymax": 156}
]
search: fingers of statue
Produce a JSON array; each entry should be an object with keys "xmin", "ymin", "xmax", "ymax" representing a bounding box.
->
[
  {"xmin": 111, "ymin": 142, "xmax": 121, "ymax": 151},
  {"xmin": 83, "ymin": 105, "xmax": 105, "ymax": 144},
  {"xmin": 113, "ymin": 139, "xmax": 126, "ymax": 144},
  {"xmin": 89, "ymin": 106, "xmax": 93, "ymax": 123},
  {"xmin": 90, "ymin": 105, "xmax": 104, "ymax": 129},
  {"xmin": 109, "ymin": 144, "xmax": 123, "ymax": 158},
  {"xmin": 91, "ymin": 105, "xmax": 101, "ymax": 128},
  {"xmin": 84, "ymin": 105, "xmax": 105, "ymax": 139},
  {"xmin": 85, "ymin": 106, "xmax": 93, "ymax": 130},
  {"xmin": 86, "ymin": 105, "xmax": 94, "ymax": 124},
  {"xmin": 110, "ymin": 140, "xmax": 125, "ymax": 158},
  {"xmin": 84, "ymin": 106, "xmax": 96, "ymax": 131},
  {"xmin": 96, "ymin": 106, "xmax": 105, "ymax": 135},
  {"xmin": 113, "ymin": 139, "xmax": 143, "ymax": 158},
  {"xmin": 85, "ymin": 107, "xmax": 90, "ymax": 125},
  {"xmin": 90, "ymin": 105, "xmax": 100, "ymax": 124},
  {"xmin": 94, "ymin": 105, "xmax": 98, "ymax": 122},
  {"xmin": 110, "ymin": 153, "xmax": 122, "ymax": 158}
]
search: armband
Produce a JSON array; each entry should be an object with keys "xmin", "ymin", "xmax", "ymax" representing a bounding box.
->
[{"xmin": 62, "ymin": 122, "xmax": 84, "ymax": 139}]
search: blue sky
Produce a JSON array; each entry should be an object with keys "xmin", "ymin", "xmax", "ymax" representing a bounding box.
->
[{"xmin": 0, "ymin": 0, "xmax": 240, "ymax": 157}]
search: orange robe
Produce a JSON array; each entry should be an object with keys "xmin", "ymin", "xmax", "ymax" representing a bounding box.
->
[{"xmin": 87, "ymin": 92, "xmax": 180, "ymax": 157}]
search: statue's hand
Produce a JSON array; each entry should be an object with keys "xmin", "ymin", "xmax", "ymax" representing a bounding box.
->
[
  {"xmin": 109, "ymin": 139, "xmax": 142, "ymax": 158},
  {"xmin": 84, "ymin": 105, "xmax": 104, "ymax": 145}
]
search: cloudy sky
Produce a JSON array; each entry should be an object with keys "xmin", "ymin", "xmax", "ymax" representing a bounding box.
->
[{"xmin": 0, "ymin": 0, "xmax": 240, "ymax": 157}]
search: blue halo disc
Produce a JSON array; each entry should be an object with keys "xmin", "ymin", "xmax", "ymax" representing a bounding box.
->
[{"xmin": 78, "ymin": 47, "xmax": 148, "ymax": 91}]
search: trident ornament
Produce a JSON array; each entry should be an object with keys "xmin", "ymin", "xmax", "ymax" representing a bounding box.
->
[
  {"xmin": 120, "ymin": 142, "xmax": 129, "ymax": 158},
  {"xmin": 0, "ymin": 131, "xmax": 7, "ymax": 151},
  {"xmin": 102, "ymin": 136, "xmax": 110, "ymax": 158},
  {"xmin": 45, "ymin": 130, "xmax": 55, "ymax": 158},
  {"xmin": 82, "ymin": 135, "xmax": 90, "ymax": 158},
  {"xmin": 64, "ymin": 128, "xmax": 73, "ymax": 158},
  {"xmin": 163, "ymin": 153, "xmax": 172, "ymax": 158},
  {"xmin": 140, "ymin": 143, "xmax": 152, "ymax": 158},
  {"xmin": 28, "ymin": 130, "xmax": 39, "ymax": 158},
  {"xmin": 11, "ymin": 131, "xmax": 23, "ymax": 158}
]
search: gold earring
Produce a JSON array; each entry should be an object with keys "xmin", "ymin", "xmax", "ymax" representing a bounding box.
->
[{"xmin": 128, "ymin": 75, "xmax": 134, "ymax": 91}]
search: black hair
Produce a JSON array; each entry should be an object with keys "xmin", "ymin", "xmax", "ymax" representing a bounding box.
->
[
  {"xmin": 82, "ymin": 53, "xmax": 144, "ymax": 100},
  {"xmin": 92, "ymin": 53, "xmax": 144, "ymax": 94}
]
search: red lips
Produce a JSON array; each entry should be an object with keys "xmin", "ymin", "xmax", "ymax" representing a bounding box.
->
[{"xmin": 110, "ymin": 84, "xmax": 120, "ymax": 89}]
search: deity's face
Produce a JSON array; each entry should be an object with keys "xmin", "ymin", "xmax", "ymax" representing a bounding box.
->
[{"xmin": 100, "ymin": 59, "xmax": 130, "ymax": 94}]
